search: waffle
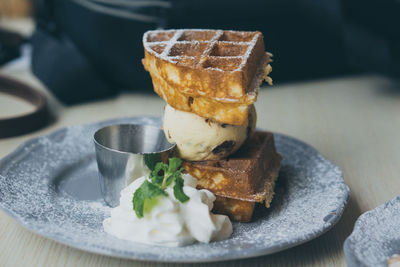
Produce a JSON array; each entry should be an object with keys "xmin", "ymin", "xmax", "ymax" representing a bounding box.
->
[
  {"xmin": 182, "ymin": 131, "xmax": 282, "ymax": 222},
  {"xmin": 213, "ymin": 196, "xmax": 256, "ymax": 222},
  {"xmin": 142, "ymin": 29, "xmax": 272, "ymax": 125}
]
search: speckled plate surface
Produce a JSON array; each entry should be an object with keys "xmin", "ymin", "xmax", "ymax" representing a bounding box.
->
[
  {"xmin": 344, "ymin": 195, "xmax": 400, "ymax": 267},
  {"xmin": 0, "ymin": 116, "xmax": 349, "ymax": 262}
]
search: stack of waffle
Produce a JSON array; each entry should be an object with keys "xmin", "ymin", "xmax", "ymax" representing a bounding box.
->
[{"xmin": 142, "ymin": 29, "xmax": 282, "ymax": 222}]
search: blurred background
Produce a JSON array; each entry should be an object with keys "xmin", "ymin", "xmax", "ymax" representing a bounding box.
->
[{"xmin": 0, "ymin": 0, "xmax": 399, "ymax": 105}]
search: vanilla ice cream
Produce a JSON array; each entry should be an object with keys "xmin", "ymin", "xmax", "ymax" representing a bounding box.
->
[{"xmin": 163, "ymin": 104, "xmax": 256, "ymax": 161}]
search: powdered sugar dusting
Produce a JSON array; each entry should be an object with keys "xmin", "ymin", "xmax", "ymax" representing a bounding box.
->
[
  {"xmin": 0, "ymin": 117, "xmax": 349, "ymax": 262},
  {"xmin": 344, "ymin": 195, "xmax": 400, "ymax": 267},
  {"xmin": 238, "ymin": 32, "xmax": 260, "ymax": 71},
  {"xmin": 143, "ymin": 29, "xmax": 262, "ymax": 72},
  {"xmin": 160, "ymin": 30, "xmax": 183, "ymax": 59}
]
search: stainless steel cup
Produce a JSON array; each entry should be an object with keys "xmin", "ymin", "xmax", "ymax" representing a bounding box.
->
[{"xmin": 93, "ymin": 124, "xmax": 175, "ymax": 207}]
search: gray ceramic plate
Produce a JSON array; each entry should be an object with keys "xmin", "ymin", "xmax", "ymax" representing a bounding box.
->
[
  {"xmin": 344, "ymin": 195, "xmax": 400, "ymax": 267},
  {"xmin": 0, "ymin": 116, "xmax": 349, "ymax": 263}
]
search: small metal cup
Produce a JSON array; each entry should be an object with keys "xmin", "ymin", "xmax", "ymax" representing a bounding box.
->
[{"xmin": 93, "ymin": 124, "xmax": 175, "ymax": 207}]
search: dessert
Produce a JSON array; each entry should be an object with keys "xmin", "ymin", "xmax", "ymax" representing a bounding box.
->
[
  {"xmin": 103, "ymin": 172, "xmax": 232, "ymax": 246},
  {"xmin": 163, "ymin": 104, "xmax": 256, "ymax": 161},
  {"xmin": 142, "ymin": 29, "xmax": 281, "ymax": 222},
  {"xmin": 182, "ymin": 132, "xmax": 282, "ymax": 222},
  {"xmin": 142, "ymin": 29, "xmax": 273, "ymax": 126}
]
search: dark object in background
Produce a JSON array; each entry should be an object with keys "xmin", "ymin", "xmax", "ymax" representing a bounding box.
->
[
  {"xmin": 31, "ymin": 28, "xmax": 117, "ymax": 104},
  {"xmin": 342, "ymin": 0, "xmax": 400, "ymax": 78},
  {"xmin": 0, "ymin": 28, "xmax": 52, "ymax": 138},
  {"xmin": 0, "ymin": 27, "xmax": 24, "ymax": 65},
  {"xmin": 0, "ymin": 74, "xmax": 51, "ymax": 138},
  {"xmin": 32, "ymin": 0, "xmax": 168, "ymax": 104},
  {"xmin": 167, "ymin": 0, "xmax": 347, "ymax": 82},
  {"xmin": 34, "ymin": 0, "xmax": 390, "ymax": 105}
]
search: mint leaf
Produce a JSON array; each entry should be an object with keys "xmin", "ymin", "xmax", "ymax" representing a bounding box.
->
[
  {"xmin": 143, "ymin": 196, "xmax": 161, "ymax": 214},
  {"xmin": 164, "ymin": 158, "xmax": 182, "ymax": 187},
  {"xmin": 173, "ymin": 175, "xmax": 189, "ymax": 203},
  {"xmin": 165, "ymin": 172, "xmax": 176, "ymax": 187},
  {"xmin": 133, "ymin": 180, "xmax": 167, "ymax": 218},
  {"xmin": 144, "ymin": 153, "xmax": 161, "ymax": 171},
  {"xmin": 168, "ymin": 157, "xmax": 182, "ymax": 173},
  {"xmin": 149, "ymin": 162, "xmax": 167, "ymax": 186},
  {"xmin": 133, "ymin": 157, "xmax": 190, "ymax": 218}
]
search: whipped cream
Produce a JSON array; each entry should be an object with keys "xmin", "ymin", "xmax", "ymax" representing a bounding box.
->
[{"xmin": 103, "ymin": 174, "xmax": 232, "ymax": 246}]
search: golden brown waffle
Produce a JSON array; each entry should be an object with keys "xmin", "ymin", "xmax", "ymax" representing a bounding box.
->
[
  {"xmin": 213, "ymin": 196, "xmax": 255, "ymax": 223},
  {"xmin": 182, "ymin": 131, "xmax": 282, "ymax": 222},
  {"xmin": 212, "ymin": 191, "xmax": 277, "ymax": 223},
  {"xmin": 142, "ymin": 29, "xmax": 272, "ymax": 125}
]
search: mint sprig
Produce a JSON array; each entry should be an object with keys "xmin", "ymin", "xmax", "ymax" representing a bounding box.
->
[
  {"xmin": 173, "ymin": 175, "xmax": 189, "ymax": 203},
  {"xmin": 133, "ymin": 180, "xmax": 167, "ymax": 218},
  {"xmin": 132, "ymin": 157, "xmax": 190, "ymax": 218}
]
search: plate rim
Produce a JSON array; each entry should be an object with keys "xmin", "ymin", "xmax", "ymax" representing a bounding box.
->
[
  {"xmin": 0, "ymin": 116, "xmax": 350, "ymax": 263},
  {"xmin": 344, "ymin": 195, "xmax": 400, "ymax": 267}
]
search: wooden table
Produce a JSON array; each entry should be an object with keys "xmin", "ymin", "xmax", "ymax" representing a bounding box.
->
[{"xmin": 1, "ymin": 20, "xmax": 400, "ymax": 267}]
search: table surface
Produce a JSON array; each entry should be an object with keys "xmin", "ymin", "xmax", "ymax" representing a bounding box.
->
[{"xmin": 1, "ymin": 20, "xmax": 400, "ymax": 267}]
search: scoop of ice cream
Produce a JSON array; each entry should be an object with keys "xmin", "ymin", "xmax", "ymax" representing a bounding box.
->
[{"xmin": 163, "ymin": 104, "xmax": 256, "ymax": 161}]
